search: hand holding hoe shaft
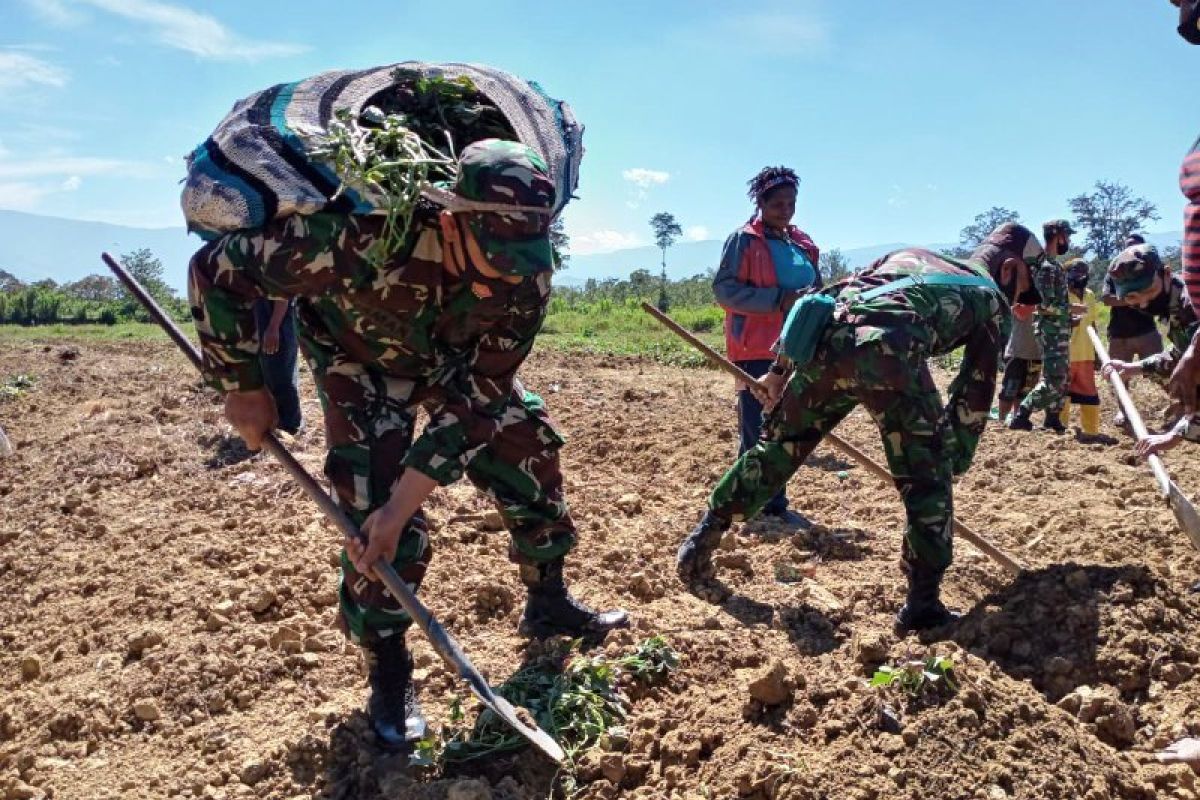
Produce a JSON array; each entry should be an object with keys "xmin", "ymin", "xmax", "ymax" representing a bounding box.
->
[
  {"xmin": 641, "ymin": 301, "xmax": 1023, "ymax": 575},
  {"xmin": 102, "ymin": 252, "xmax": 565, "ymax": 763}
]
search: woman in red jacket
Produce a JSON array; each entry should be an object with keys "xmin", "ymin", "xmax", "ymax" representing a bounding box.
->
[{"xmin": 712, "ymin": 166, "xmax": 821, "ymax": 525}]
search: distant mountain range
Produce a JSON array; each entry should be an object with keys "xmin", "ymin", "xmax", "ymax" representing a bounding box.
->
[{"xmin": 0, "ymin": 209, "xmax": 1183, "ymax": 293}]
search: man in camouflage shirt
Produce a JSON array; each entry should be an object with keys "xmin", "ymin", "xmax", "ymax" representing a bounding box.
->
[
  {"xmin": 189, "ymin": 139, "xmax": 628, "ymax": 750},
  {"xmin": 1102, "ymin": 244, "xmax": 1200, "ymax": 455},
  {"xmin": 1009, "ymin": 219, "xmax": 1074, "ymax": 433},
  {"xmin": 677, "ymin": 223, "xmax": 1044, "ymax": 632}
]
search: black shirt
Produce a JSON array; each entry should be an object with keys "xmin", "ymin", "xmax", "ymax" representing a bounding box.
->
[{"xmin": 1103, "ymin": 275, "xmax": 1158, "ymax": 338}]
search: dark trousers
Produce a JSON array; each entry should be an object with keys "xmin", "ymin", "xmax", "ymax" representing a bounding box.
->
[
  {"xmin": 253, "ymin": 298, "xmax": 303, "ymax": 434},
  {"xmin": 734, "ymin": 358, "xmax": 787, "ymax": 515}
]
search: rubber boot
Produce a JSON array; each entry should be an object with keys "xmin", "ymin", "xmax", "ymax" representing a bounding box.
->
[
  {"xmin": 517, "ymin": 558, "xmax": 630, "ymax": 639},
  {"xmin": 895, "ymin": 563, "xmax": 959, "ymax": 632},
  {"xmin": 1058, "ymin": 400, "xmax": 1072, "ymax": 430},
  {"xmin": 1080, "ymin": 405, "xmax": 1101, "ymax": 436},
  {"xmin": 1043, "ymin": 411, "xmax": 1066, "ymax": 434},
  {"xmin": 676, "ymin": 511, "xmax": 730, "ymax": 583},
  {"xmin": 1007, "ymin": 407, "xmax": 1034, "ymax": 431},
  {"xmin": 362, "ymin": 634, "xmax": 427, "ymax": 750}
]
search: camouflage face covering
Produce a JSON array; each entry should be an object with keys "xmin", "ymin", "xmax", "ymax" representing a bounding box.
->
[
  {"xmin": 1066, "ymin": 258, "xmax": 1090, "ymax": 291},
  {"xmin": 1109, "ymin": 244, "xmax": 1164, "ymax": 298},
  {"xmin": 453, "ymin": 138, "xmax": 557, "ymax": 277},
  {"xmin": 970, "ymin": 222, "xmax": 1045, "ymax": 303}
]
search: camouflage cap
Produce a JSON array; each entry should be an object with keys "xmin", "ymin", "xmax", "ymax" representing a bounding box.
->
[
  {"xmin": 1108, "ymin": 244, "xmax": 1164, "ymax": 297},
  {"xmin": 1043, "ymin": 218, "xmax": 1077, "ymax": 236},
  {"xmin": 1065, "ymin": 257, "xmax": 1090, "ymax": 279},
  {"xmin": 454, "ymin": 138, "xmax": 557, "ymax": 277}
]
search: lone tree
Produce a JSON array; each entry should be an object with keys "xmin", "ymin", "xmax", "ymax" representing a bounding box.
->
[
  {"xmin": 948, "ymin": 207, "xmax": 1022, "ymax": 257},
  {"xmin": 649, "ymin": 212, "xmax": 682, "ymax": 311},
  {"xmin": 819, "ymin": 248, "xmax": 851, "ymax": 283},
  {"xmin": 549, "ymin": 217, "xmax": 570, "ymax": 271},
  {"xmin": 1068, "ymin": 181, "xmax": 1159, "ymax": 262}
]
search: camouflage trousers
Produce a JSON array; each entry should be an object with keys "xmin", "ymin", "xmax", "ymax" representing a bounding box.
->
[
  {"xmin": 1019, "ymin": 321, "xmax": 1069, "ymax": 413},
  {"xmin": 709, "ymin": 337, "xmax": 954, "ymax": 572},
  {"xmin": 299, "ymin": 328, "xmax": 576, "ymax": 644}
]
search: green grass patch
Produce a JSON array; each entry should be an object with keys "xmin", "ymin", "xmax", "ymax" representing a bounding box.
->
[
  {"xmin": 0, "ymin": 322, "xmax": 169, "ymax": 343},
  {"xmin": 538, "ymin": 300, "xmax": 726, "ymax": 367}
]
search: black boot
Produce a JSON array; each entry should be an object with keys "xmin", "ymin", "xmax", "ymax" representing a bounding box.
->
[
  {"xmin": 676, "ymin": 511, "xmax": 730, "ymax": 583},
  {"xmin": 1043, "ymin": 413, "xmax": 1066, "ymax": 434},
  {"xmin": 518, "ymin": 558, "xmax": 630, "ymax": 639},
  {"xmin": 895, "ymin": 564, "xmax": 959, "ymax": 632},
  {"xmin": 1007, "ymin": 408, "xmax": 1034, "ymax": 431},
  {"xmin": 362, "ymin": 634, "xmax": 427, "ymax": 749}
]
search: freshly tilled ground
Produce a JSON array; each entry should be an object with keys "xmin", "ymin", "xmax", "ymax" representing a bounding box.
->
[{"xmin": 2, "ymin": 340, "xmax": 1200, "ymax": 800}]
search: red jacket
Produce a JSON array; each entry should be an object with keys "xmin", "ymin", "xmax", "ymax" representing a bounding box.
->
[{"xmin": 713, "ymin": 220, "xmax": 820, "ymax": 362}]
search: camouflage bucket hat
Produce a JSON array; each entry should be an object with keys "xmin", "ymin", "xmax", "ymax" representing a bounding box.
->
[
  {"xmin": 1108, "ymin": 244, "xmax": 1164, "ymax": 298},
  {"xmin": 452, "ymin": 139, "xmax": 557, "ymax": 277}
]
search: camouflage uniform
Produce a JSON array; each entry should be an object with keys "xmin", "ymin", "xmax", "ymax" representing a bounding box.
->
[
  {"xmin": 708, "ymin": 248, "xmax": 1010, "ymax": 572},
  {"xmin": 1109, "ymin": 245, "xmax": 1200, "ymax": 444},
  {"xmin": 1017, "ymin": 254, "xmax": 1071, "ymax": 415},
  {"xmin": 188, "ymin": 142, "xmax": 577, "ymax": 644}
]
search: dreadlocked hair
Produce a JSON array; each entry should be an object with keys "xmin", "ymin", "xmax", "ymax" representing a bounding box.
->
[{"xmin": 747, "ymin": 166, "xmax": 799, "ymax": 203}]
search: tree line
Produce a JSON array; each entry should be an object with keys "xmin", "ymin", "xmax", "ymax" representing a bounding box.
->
[{"xmin": 0, "ymin": 249, "xmax": 189, "ymax": 326}]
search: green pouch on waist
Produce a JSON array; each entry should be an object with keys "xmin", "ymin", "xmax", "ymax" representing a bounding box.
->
[{"xmin": 780, "ymin": 293, "xmax": 836, "ymax": 366}]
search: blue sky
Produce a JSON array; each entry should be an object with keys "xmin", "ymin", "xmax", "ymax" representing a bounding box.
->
[{"xmin": 1, "ymin": 0, "xmax": 1194, "ymax": 258}]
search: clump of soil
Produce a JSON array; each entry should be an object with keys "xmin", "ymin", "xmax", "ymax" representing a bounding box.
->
[{"xmin": 2, "ymin": 341, "xmax": 1199, "ymax": 800}]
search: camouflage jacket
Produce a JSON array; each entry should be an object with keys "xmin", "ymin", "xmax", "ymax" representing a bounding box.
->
[
  {"xmin": 822, "ymin": 248, "xmax": 1011, "ymax": 474},
  {"xmin": 188, "ymin": 212, "xmax": 551, "ymax": 485},
  {"xmin": 1031, "ymin": 256, "xmax": 1071, "ymax": 356},
  {"xmin": 1139, "ymin": 275, "xmax": 1199, "ymax": 381}
]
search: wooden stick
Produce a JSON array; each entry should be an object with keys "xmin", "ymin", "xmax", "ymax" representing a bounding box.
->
[
  {"xmin": 642, "ymin": 301, "xmax": 1024, "ymax": 574},
  {"xmin": 103, "ymin": 252, "xmax": 566, "ymax": 764},
  {"xmin": 1088, "ymin": 325, "xmax": 1200, "ymax": 548}
]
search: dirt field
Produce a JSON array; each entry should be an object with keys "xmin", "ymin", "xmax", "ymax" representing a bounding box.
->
[{"xmin": 3, "ymin": 340, "xmax": 1200, "ymax": 800}]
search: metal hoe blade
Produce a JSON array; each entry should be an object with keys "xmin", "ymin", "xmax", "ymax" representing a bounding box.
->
[
  {"xmin": 101, "ymin": 252, "xmax": 565, "ymax": 764},
  {"xmin": 1168, "ymin": 480, "xmax": 1200, "ymax": 551}
]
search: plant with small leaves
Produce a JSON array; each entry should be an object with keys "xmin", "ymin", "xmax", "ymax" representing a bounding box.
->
[
  {"xmin": 871, "ymin": 654, "xmax": 958, "ymax": 698},
  {"xmin": 0, "ymin": 374, "xmax": 35, "ymax": 402},
  {"xmin": 310, "ymin": 107, "xmax": 457, "ymax": 270}
]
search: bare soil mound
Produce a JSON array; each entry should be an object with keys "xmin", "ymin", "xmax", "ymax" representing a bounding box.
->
[{"xmin": 2, "ymin": 341, "xmax": 1199, "ymax": 800}]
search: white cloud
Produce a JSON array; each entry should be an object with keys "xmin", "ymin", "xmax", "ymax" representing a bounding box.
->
[
  {"xmin": 0, "ymin": 182, "xmax": 56, "ymax": 211},
  {"xmin": 728, "ymin": 12, "xmax": 830, "ymax": 54},
  {"xmin": 25, "ymin": 0, "xmax": 307, "ymax": 61},
  {"xmin": 0, "ymin": 156, "xmax": 148, "ymax": 180},
  {"xmin": 0, "ymin": 51, "xmax": 69, "ymax": 94},
  {"xmin": 0, "ymin": 151, "xmax": 162, "ymax": 213},
  {"xmin": 573, "ymin": 230, "xmax": 643, "ymax": 256},
  {"xmin": 684, "ymin": 225, "xmax": 710, "ymax": 242},
  {"xmin": 76, "ymin": 0, "xmax": 308, "ymax": 61},
  {"xmin": 622, "ymin": 168, "xmax": 670, "ymax": 189},
  {"xmin": 21, "ymin": 0, "xmax": 87, "ymax": 25},
  {"xmin": 622, "ymin": 167, "xmax": 671, "ymax": 210},
  {"xmin": 675, "ymin": 8, "xmax": 831, "ymax": 59}
]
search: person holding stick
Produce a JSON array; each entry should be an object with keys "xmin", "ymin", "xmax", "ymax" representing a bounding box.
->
[
  {"xmin": 189, "ymin": 140, "xmax": 629, "ymax": 750},
  {"xmin": 677, "ymin": 223, "xmax": 1044, "ymax": 631},
  {"xmin": 1101, "ymin": 244, "xmax": 1199, "ymax": 456}
]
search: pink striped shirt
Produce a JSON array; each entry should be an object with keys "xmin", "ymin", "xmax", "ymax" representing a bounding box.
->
[{"xmin": 1182, "ymin": 138, "xmax": 1200, "ymax": 314}]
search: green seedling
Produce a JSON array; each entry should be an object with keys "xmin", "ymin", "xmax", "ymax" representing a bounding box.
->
[
  {"xmin": 0, "ymin": 374, "xmax": 35, "ymax": 401},
  {"xmin": 436, "ymin": 637, "xmax": 680, "ymax": 771},
  {"xmin": 871, "ymin": 654, "xmax": 958, "ymax": 698}
]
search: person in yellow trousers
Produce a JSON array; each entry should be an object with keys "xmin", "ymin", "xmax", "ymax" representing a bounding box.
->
[{"xmin": 1059, "ymin": 259, "xmax": 1103, "ymax": 437}]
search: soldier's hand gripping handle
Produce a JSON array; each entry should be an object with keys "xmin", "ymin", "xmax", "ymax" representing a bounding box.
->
[{"xmin": 224, "ymin": 389, "xmax": 278, "ymax": 451}]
